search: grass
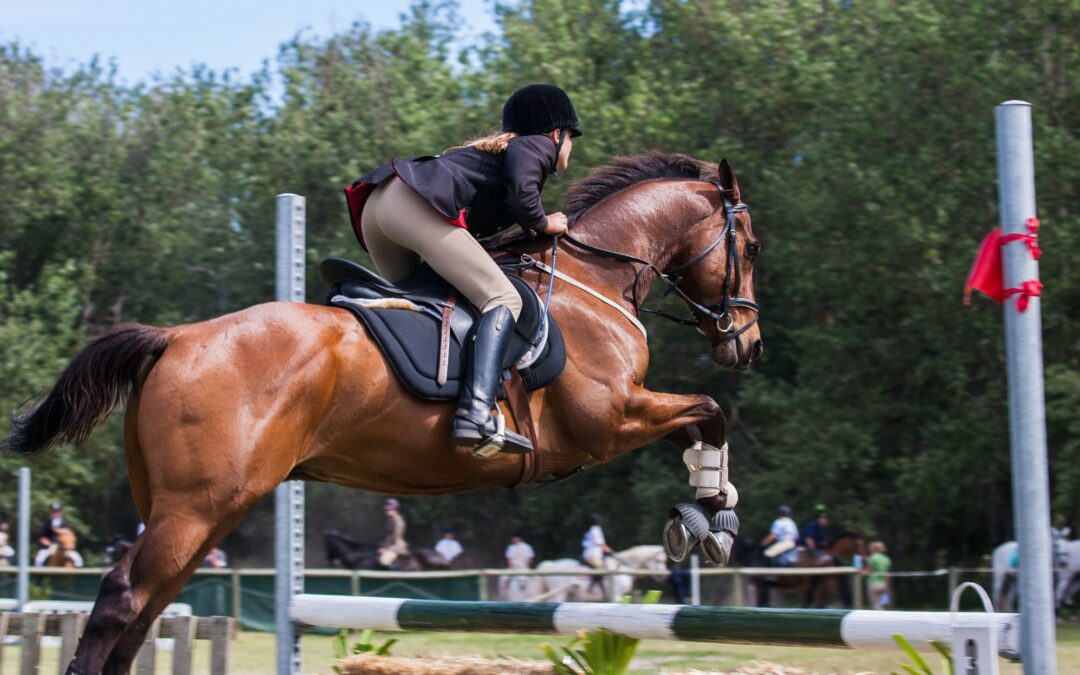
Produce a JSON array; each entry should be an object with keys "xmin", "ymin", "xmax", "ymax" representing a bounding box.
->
[{"xmin": 5, "ymin": 623, "xmax": 1078, "ymax": 673}]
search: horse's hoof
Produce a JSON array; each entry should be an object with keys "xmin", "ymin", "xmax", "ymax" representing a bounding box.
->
[
  {"xmin": 700, "ymin": 529, "xmax": 734, "ymax": 567},
  {"xmin": 662, "ymin": 516, "xmax": 695, "ymax": 563}
]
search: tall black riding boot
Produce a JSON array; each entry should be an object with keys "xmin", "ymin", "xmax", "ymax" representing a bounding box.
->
[{"xmin": 452, "ymin": 306, "xmax": 533, "ymax": 456}]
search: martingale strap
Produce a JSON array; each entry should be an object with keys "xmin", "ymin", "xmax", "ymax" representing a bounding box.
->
[{"xmin": 526, "ymin": 257, "xmax": 648, "ymax": 340}]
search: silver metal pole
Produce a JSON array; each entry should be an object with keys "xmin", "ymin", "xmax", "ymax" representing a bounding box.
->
[
  {"xmin": 690, "ymin": 554, "xmax": 700, "ymax": 606},
  {"xmin": 274, "ymin": 193, "xmax": 306, "ymax": 675},
  {"xmin": 995, "ymin": 101, "xmax": 1055, "ymax": 674},
  {"xmin": 17, "ymin": 467, "xmax": 30, "ymax": 608}
]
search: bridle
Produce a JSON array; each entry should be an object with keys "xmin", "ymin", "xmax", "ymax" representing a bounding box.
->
[{"xmin": 561, "ymin": 181, "xmax": 759, "ymax": 343}]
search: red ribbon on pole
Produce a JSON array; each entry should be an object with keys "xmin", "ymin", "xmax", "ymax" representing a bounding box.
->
[
  {"xmin": 1003, "ymin": 279, "xmax": 1044, "ymax": 313},
  {"xmin": 964, "ymin": 217, "xmax": 1042, "ymax": 312}
]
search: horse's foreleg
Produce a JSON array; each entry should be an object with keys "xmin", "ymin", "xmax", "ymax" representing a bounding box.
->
[{"xmin": 626, "ymin": 392, "xmax": 739, "ymax": 567}]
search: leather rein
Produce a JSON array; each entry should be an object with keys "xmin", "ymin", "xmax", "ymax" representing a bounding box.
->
[{"xmin": 561, "ymin": 181, "xmax": 759, "ymax": 343}]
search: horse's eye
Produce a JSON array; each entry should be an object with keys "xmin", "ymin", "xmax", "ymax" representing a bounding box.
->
[{"xmin": 746, "ymin": 243, "xmax": 760, "ymax": 258}]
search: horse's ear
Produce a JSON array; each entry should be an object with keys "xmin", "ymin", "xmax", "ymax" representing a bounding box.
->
[{"xmin": 718, "ymin": 158, "xmax": 740, "ymax": 198}]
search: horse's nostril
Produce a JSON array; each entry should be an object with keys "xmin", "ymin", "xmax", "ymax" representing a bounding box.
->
[{"xmin": 750, "ymin": 340, "xmax": 764, "ymax": 361}]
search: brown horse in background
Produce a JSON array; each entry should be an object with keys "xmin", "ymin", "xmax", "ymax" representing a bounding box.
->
[
  {"xmin": 323, "ymin": 532, "xmax": 449, "ymax": 571},
  {"xmin": 752, "ymin": 533, "xmax": 866, "ymax": 608},
  {"xmin": 45, "ymin": 527, "xmax": 80, "ymax": 568},
  {"xmin": 5, "ymin": 154, "xmax": 762, "ymax": 674}
]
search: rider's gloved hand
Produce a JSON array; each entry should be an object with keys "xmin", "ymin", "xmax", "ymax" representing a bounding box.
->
[{"xmin": 543, "ymin": 212, "xmax": 568, "ymax": 235}]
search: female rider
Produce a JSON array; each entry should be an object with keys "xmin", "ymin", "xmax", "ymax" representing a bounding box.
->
[{"xmin": 344, "ymin": 84, "xmax": 580, "ymax": 455}]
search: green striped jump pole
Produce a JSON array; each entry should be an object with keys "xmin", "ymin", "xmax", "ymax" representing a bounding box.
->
[{"xmin": 290, "ymin": 595, "xmax": 1021, "ymax": 654}]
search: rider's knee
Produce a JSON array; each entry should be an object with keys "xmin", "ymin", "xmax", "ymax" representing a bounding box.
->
[{"xmin": 480, "ymin": 291, "xmax": 523, "ymax": 321}]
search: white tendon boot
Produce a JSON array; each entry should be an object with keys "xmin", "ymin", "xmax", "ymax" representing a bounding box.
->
[
  {"xmin": 682, "ymin": 441, "xmax": 738, "ymax": 505},
  {"xmin": 662, "ymin": 441, "xmax": 740, "ymax": 566}
]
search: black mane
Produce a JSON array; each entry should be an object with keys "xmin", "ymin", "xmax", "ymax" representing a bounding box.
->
[{"xmin": 564, "ymin": 152, "xmax": 716, "ymax": 219}]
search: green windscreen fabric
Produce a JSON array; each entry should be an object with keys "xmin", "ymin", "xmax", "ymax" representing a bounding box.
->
[{"xmin": 0, "ymin": 571, "xmax": 481, "ymax": 632}]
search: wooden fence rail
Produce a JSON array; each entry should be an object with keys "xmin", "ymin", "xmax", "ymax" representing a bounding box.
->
[{"xmin": 0, "ymin": 612, "xmax": 235, "ymax": 675}]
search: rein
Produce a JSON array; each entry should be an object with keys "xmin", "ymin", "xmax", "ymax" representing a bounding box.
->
[{"xmin": 562, "ymin": 181, "xmax": 759, "ymax": 342}]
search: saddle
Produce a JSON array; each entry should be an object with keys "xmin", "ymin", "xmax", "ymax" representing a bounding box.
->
[{"xmin": 320, "ymin": 257, "xmax": 566, "ymax": 404}]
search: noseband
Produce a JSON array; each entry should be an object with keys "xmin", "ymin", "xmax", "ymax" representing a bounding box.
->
[{"xmin": 562, "ymin": 181, "xmax": 760, "ymax": 343}]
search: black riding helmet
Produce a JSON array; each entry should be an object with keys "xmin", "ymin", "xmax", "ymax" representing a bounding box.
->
[{"xmin": 502, "ymin": 84, "xmax": 583, "ymax": 138}]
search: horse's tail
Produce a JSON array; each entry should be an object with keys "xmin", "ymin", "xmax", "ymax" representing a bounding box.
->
[{"xmin": 5, "ymin": 323, "xmax": 169, "ymax": 458}]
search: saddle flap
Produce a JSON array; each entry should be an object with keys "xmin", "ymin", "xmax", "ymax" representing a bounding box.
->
[{"xmin": 321, "ymin": 257, "xmax": 566, "ymax": 402}]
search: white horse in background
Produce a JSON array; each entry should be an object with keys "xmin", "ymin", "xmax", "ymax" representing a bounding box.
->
[
  {"xmin": 991, "ymin": 541, "xmax": 1019, "ymax": 612},
  {"xmin": 528, "ymin": 545, "xmax": 668, "ymax": 603},
  {"xmin": 500, "ymin": 572, "xmax": 543, "ymax": 601},
  {"xmin": 992, "ymin": 535, "xmax": 1078, "ymax": 613}
]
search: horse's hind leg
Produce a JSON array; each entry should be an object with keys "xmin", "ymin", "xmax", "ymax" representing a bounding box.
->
[{"xmin": 67, "ymin": 504, "xmax": 250, "ymax": 674}]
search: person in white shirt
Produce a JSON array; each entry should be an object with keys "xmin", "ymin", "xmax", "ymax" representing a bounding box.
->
[
  {"xmin": 581, "ymin": 514, "xmax": 612, "ymax": 569},
  {"xmin": 0, "ymin": 522, "xmax": 14, "ymax": 564},
  {"xmin": 761, "ymin": 505, "xmax": 800, "ymax": 566},
  {"xmin": 435, "ymin": 528, "xmax": 464, "ymax": 565},
  {"xmin": 505, "ymin": 534, "xmax": 535, "ymax": 569}
]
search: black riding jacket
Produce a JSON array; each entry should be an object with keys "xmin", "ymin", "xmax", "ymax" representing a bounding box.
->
[{"xmin": 344, "ymin": 135, "xmax": 558, "ymax": 248}]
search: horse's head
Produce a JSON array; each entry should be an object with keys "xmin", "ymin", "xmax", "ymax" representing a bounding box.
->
[
  {"xmin": 561, "ymin": 153, "xmax": 763, "ymax": 369},
  {"xmin": 674, "ymin": 159, "xmax": 762, "ymax": 370},
  {"xmin": 56, "ymin": 527, "xmax": 77, "ymax": 552},
  {"xmin": 829, "ymin": 532, "xmax": 866, "ymax": 561}
]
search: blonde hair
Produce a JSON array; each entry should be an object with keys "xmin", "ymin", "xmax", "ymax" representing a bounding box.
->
[
  {"xmin": 869, "ymin": 541, "xmax": 887, "ymax": 554},
  {"xmin": 445, "ymin": 131, "xmax": 518, "ymax": 155}
]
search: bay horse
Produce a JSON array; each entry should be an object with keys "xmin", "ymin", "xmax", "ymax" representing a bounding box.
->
[
  {"xmin": 751, "ymin": 533, "xmax": 866, "ymax": 608},
  {"xmin": 45, "ymin": 527, "xmax": 81, "ymax": 567},
  {"xmin": 323, "ymin": 532, "xmax": 448, "ymax": 571},
  {"xmin": 5, "ymin": 153, "xmax": 762, "ymax": 674}
]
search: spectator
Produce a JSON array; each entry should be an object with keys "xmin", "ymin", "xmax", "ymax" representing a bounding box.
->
[
  {"xmin": 761, "ymin": 506, "xmax": 799, "ymax": 566},
  {"xmin": 669, "ymin": 563, "xmax": 692, "ymax": 604},
  {"xmin": 505, "ymin": 533, "xmax": 535, "ymax": 569},
  {"xmin": 202, "ymin": 547, "xmax": 228, "ymax": 568},
  {"xmin": 0, "ymin": 522, "xmax": 13, "ymax": 564},
  {"xmin": 801, "ymin": 503, "xmax": 830, "ymax": 551},
  {"xmin": 434, "ymin": 527, "xmax": 463, "ymax": 565},
  {"xmin": 864, "ymin": 540, "xmax": 892, "ymax": 610},
  {"xmin": 377, "ymin": 498, "xmax": 409, "ymax": 567}
]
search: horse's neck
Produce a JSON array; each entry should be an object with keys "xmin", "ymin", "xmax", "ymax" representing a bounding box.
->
[
  {"xmin": 564, "ymin": 184, "xmax": 707, "ymax": 297},
  {"xmin": 827, "ymin": 538, "xmax": 853, "ymax": 558},
  {"xmin": 615, "ymin": 545, "xmax": 662, "ymax": 569}
]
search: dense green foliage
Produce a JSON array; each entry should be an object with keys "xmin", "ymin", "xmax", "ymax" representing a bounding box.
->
[{"xmin": 0, "ymin": 0, "xmax": 1076, "ymax": 569}]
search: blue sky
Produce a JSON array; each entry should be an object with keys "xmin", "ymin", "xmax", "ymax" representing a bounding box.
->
[{"xmin": 1, "ymin": 0, "xmax": 498, "ymax": 84}]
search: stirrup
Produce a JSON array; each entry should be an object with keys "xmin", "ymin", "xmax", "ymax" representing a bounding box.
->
[{"xmin": 471, "ymin": 412, "xmax": 534, "ymax": 458}]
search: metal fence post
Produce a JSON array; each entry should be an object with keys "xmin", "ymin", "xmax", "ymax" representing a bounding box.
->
[
  {"xmin": 477, "ymin": 572, "xmax": 488, "ymax": 601},
  {"xmin": 996, "ymin": 100, "xmax": 1056, "ymax": 674},
  {"xmin": 852, "ymin": 569, "xmax": 863, "ymax": 610},
  {"xmin": 231, "ymin": 571, "xmax": 242, "ymax": 624},
  {"xmin": 947, "ymin": 567, "xmax": 959, "ymax": 602},
  {"xmin": 731, "ymin": 569, "xmax": 743, "ymax": 607},
  {"xmin": 689, "ymin": 555, "xmax": 701, "ymax": 606},
  {"xmin": 17, "ymin": 468, "xmax": 30, "ymax": 609},
  {"xmin": 274, "ymin": 194, "xmax": 306, "ymax": 675}
]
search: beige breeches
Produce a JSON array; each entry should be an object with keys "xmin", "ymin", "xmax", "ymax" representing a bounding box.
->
[{"xmin": 360, "ymin": 177, "xmax": 523, "ymax": 319}]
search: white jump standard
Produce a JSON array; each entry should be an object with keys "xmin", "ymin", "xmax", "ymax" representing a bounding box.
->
[{"xmin": 290, "ymin": 595, "xmax": 1021, "ymax": 654}]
